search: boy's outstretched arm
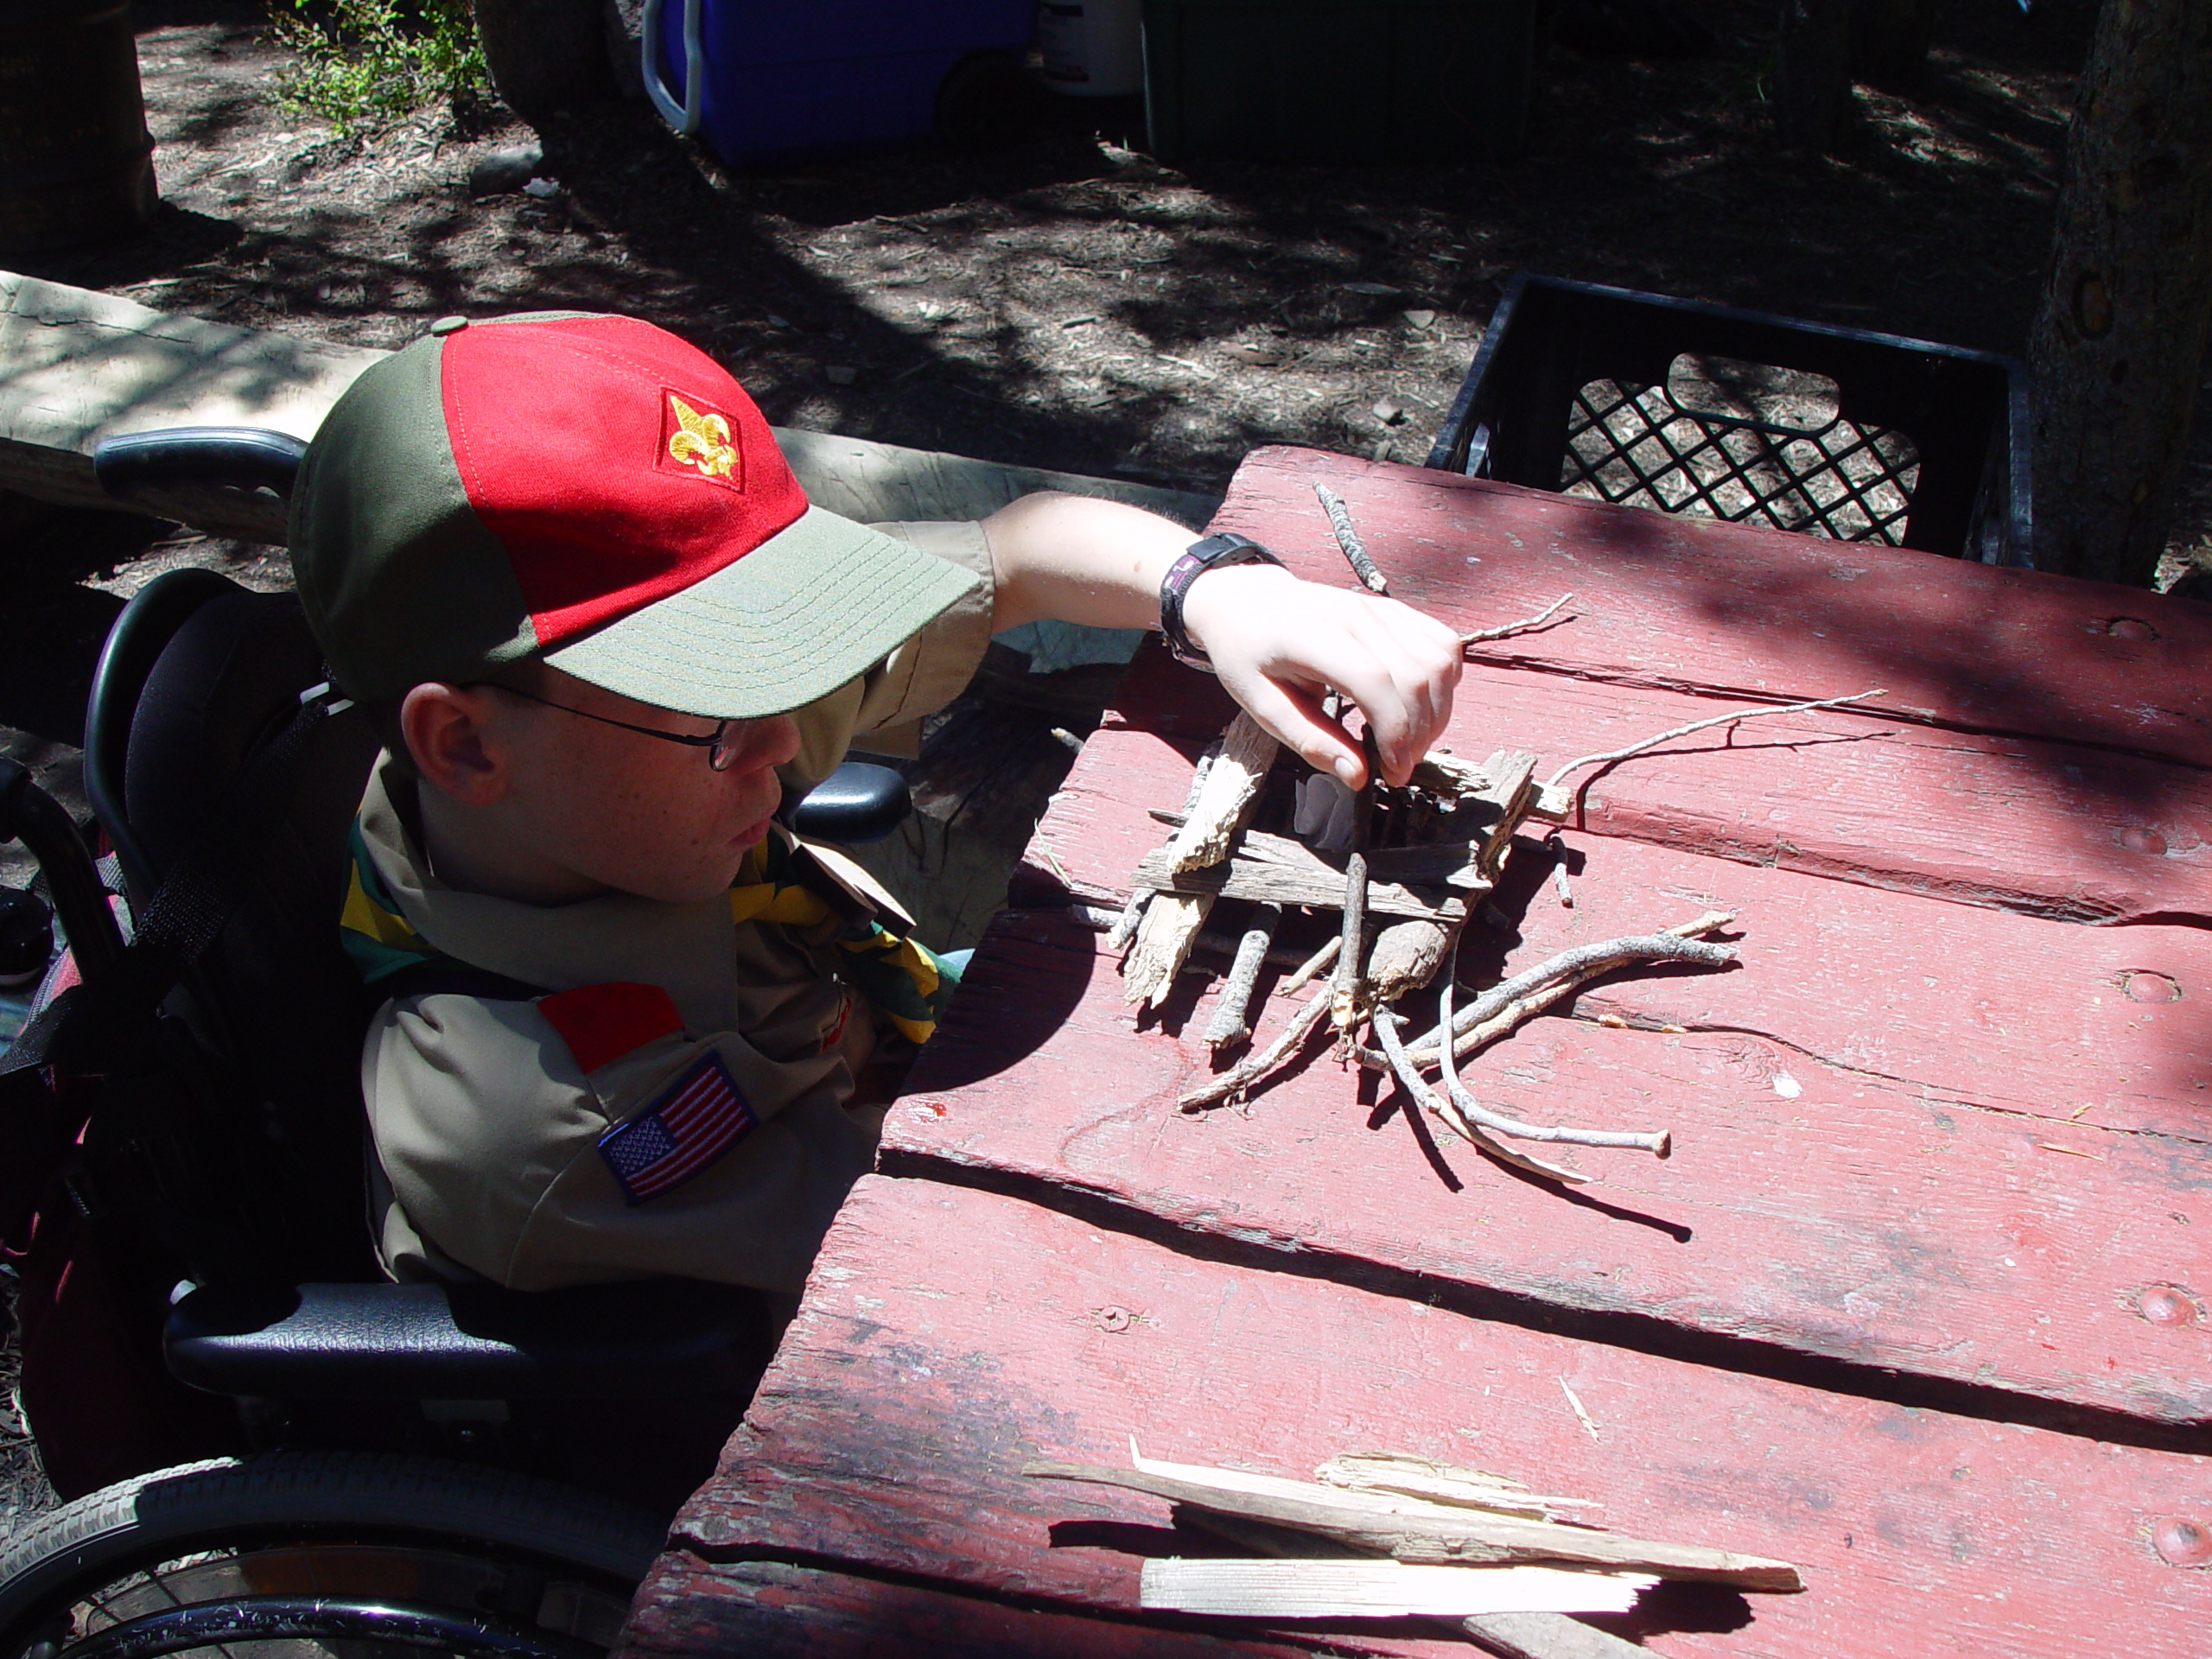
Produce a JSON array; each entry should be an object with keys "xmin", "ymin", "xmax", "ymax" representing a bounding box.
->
[{"xmin": 980, "ymin": 492, "xmax": 1462, "ymax": 790}]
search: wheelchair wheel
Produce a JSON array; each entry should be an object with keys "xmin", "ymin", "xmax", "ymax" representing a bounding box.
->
[{"xmin": 0, "ymin": 1452, "xmax": 666, "ymax": 1659}]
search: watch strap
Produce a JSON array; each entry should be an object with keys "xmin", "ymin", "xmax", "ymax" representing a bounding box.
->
[{"xmin": 1160, "ymin": 533, "xmax": 1283, "ymax": 671}]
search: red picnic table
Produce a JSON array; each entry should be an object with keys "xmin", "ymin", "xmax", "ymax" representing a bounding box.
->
[{"xmin": 619, "ymin": 447, "xmax": 2212, "ymax": 1658}]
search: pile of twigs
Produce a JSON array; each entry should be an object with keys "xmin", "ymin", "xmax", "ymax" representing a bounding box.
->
[{"xmin": 1100, "ymin": 482, "xmax": 1884, "ymax": 1186}]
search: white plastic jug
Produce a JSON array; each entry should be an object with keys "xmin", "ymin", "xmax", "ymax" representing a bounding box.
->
[{"xmin": 1038, "ymin": 0, "xmax": 1142, "ymax": 97}]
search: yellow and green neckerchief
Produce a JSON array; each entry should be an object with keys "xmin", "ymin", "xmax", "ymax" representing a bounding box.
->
[{"xmin": 339, "ymin": 820, "xmax": 958, "ymax": 1045}]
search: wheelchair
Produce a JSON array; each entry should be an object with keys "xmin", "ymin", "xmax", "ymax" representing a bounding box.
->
[{"xmin": 0, "ymin": 429, "xmax": 916, "ymax": 1658}]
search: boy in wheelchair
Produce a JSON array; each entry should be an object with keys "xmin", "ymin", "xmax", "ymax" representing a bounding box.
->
[
  {"xmin": 0, "ymin": 315, "xmax": 1462, "ymax": 1639},
  {"xmin": 296, "ymin": 313, "xmax": 1464, "ymax": 1299}
]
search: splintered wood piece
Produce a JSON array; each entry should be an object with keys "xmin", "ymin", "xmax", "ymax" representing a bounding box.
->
[
  {"xmin": 1470, "ymin": 749, "xmax": 1540, "ymax": 879},
  {"xmin": 1407, "ymin": 752, "xmax": 1493, "ymax": 795},
  {"xmin": 1132, "ymin": 829, "xmax": 1479, "ymax": 919},
  {"xmin": 1020, "ymin": 1460, "xmax": 1804, "ymax": 1591},
  {"xmin": 1180, "ymin": 1507, "xmax": 1651, "ymax": 1659},
  {"xmin": 1462, "ymin": 1611, "xmax": 1651, "ymax": 1659},
  {"xmin": 1138, "ymin": 1559, "xmax": 1652, "ymax": 1619},
  {"xmin": 1167, "ymin": 712, "xmax": 1281, "ymax": 874},
  {"xmin": 1121, "ymin": 891, "xmax": 1212, "ymax": 1008},
  {"xmin": 1150, "ymin": 1444, "xmax": 1594, "ymax": 1525},
  {"xmin": 1317, "ymin": 1455, "xmax": 1601, "ymax": 1522}
]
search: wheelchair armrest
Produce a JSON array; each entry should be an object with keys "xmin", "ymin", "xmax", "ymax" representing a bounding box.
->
[
  {"xmin": 786, "ymin": 761, "xmax": 910, "ymax": 843},
  {"xmin": 92, "ymin": 427, "xmax": 308, "ymax": 504},
  {"xmin": 165, "ymin": 1279, "xmax": 778, "ymax": 1400}
]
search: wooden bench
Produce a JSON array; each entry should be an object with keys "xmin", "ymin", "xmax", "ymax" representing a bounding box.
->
[
  {"xmin": 0, "ymin": 270, "xmax": 1214, "ymax": 540},
  {"xmin": 624, "ymin": 447, "xmax": 2212, "ymax": 1657}
]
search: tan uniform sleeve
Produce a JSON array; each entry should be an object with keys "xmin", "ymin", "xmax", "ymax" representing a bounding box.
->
[
  {"xmin": 783, "ymin": 519, "xmax": 996, "ymax": 789},
  {"xmin": 362, "ymin": 991, "xmax": 883, "ymax": 1294}
]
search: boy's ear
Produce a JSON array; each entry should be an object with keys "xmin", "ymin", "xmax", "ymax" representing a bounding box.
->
[{"xmin": 399, "ymin": 683, "xmax": 508, "ymax": 806}]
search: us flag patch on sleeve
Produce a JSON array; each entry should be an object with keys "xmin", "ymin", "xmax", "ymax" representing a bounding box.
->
[{"xmin": 596, "ymin": 1052, "xmax": 757, "ymax": 1205}]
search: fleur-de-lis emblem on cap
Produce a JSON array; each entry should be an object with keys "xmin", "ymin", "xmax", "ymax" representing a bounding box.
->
[{"xmin": 666, "ymin": 393, "xmax": 737, "ymax": 479}]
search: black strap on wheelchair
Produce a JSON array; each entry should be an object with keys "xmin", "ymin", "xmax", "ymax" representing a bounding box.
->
[{"xmin": 0, "ymin": 687, "xmax": 344, "ymax": 1081}]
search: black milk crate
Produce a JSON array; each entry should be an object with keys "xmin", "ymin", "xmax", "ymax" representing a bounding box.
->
[{"xmin": 1426, "ymin": 274, "xmax": 2032, "ymax": 567}]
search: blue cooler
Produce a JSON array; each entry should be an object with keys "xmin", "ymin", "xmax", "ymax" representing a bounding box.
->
[{"xmin": 642, "ymin": 0, "xmax": 1038, "ymax": 165}]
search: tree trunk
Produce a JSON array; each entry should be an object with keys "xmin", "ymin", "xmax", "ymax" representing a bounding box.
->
[
  {"xmin": 471, "ymin": 0, "xmax": 613, "ymax": 124},
  {"xmin": 1774, "ymin": 0, "xmax": 1852, "ymax": 153},
  {"xmin": 2029, "ymin": 0, "xmax": 2212, "ymax": 588}
]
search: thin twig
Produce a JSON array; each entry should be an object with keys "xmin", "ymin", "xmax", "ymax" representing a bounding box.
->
[
  {"xmin": 1105, "ymin": 891, "xmax": 1150, "ymax": 950},
  {"xmin": 1332, "ymin": 731, "xmax": 1380, "ymax": 1035},
  {"xmin": 1429, "ymin": 974, "xmax": 1669, "ymax": 1155},
  {"xmin": 1314, "ymin": 480, "xmax": 1389, "ymax": 593},
  {"xmin": 1332, "ymin": 849, "xmax": 1369, "ymax": 1034},
  {"xmin": 1184, "ymin": 747, "xmax": 1220, "ymax": 812},
  {"xmin": 1372, "ymin": 1001, "xmax": 1587, "ymax": 1185},
  {"xmin": 1178, "ymin": 982, "xmax": 1335, "ymax": 1110},
  {"xmin": 1547, "ymin": 832, "xmax": 1573, "ymax": 909},
  {"xmin": 1542, "ymin": 690, "xmax": 1888, "ymax": 792},
  {"xmin": 1460, "ymin": 592, "xmax": 1573, "ymax": 645},
  {"xmin": 1204, "ymin": 902, "xmax": 1282, "ymax": 1052},
  {"xmin": 1278, "ymin": 934, "xmax": 1341, "ymax": 993},
  {"xmin": 1390, "ymin": 918, "xmax": 1737, "ymax": 1066}
]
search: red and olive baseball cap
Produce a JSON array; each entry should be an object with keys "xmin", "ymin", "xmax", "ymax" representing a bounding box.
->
[{"xmin": 289, "ymin": 312, "xmax": 981, "ymax": 719}]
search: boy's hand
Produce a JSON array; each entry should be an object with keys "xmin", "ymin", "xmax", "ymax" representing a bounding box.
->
[
  {"xmin": 981, "ymin": 492, "xmax": 1461, "ymax": 787},
  {"xmin": 1181, "ymin": 562, "xmax": 1461, "ymax": 790}
]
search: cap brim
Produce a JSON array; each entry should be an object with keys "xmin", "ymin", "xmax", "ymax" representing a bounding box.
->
[{"xmin": 539, "ymin": 505, "xmax": 983, "ymax": 720}]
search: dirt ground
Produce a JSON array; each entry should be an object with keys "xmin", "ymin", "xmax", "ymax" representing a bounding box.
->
[
  {"xmin": 2, "ymin": 0, "xmax": 2209, "ymax": 1523},
  {"xmin": 13, "ymin": 0, "xmax": 2207, "ymax": 514}
]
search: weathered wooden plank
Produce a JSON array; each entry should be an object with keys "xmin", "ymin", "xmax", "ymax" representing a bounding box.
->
[
  {"xmin": 0, "ymin": 270, "xmax": 384, "ymax": 539},
  {"xmin": 898, "ymin": 905, "xmax": 2212, "ymax": 1425},
  {"xmin": 1455, "ymin": 664, "xmax": 2209, "ymax": 926},
  {"xmin": 1096, "ymin": 650, "xmax": 2210, "ymax": 929},
  {"xmin": 666, "ymin": 1178, "xmax": 2212, "ymax": 1659},
  {"xmin": 1023, "ymin": 725, "xmax": 2212, "ymax": 1147},
  {"xmin": 620, "ymin": 1557, "xmax": 1416, "ymax": 1659},
  {"xmin": 767, "ymin": 427, "xmax": 1217, "ymax": 531},
  {"xmin": 1209, "ymin": 447, "xmax": 2212, "ymax": 771},
  {"xmin": 1130, "ymin": 829, "xmax": 1477, "ymax": 919},
  {"xmin": 0, "ymin": 273, "xmax": 1214, "ymax": 541},
  {"xmin": 918, "ymin": 709, "xmax": 2212, "ymax": 1427}
]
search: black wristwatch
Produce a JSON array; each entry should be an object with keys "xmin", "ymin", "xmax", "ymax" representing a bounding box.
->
[{"xmin": 1159, "ymin": 533, "xmax": 1284, "ymax": 672}]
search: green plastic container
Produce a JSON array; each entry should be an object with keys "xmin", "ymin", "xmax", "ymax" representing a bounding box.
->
[{"xmin": 1141, "ymin": 0, "xmax": 1535, "ymax": 163}]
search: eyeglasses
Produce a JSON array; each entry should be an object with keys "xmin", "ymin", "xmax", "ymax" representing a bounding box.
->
[{"xmin": 484, "ymin": 682, "xmax": 746, "ymax": 771}]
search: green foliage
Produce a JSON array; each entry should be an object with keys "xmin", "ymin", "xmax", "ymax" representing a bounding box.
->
[{"xmin": 270, "ymin": 0, "xmax": 489, "ymax": 135}]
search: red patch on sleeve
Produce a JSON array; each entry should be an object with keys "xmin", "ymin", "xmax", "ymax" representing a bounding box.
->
[{"xmin": 536, "ymin": 982, "xmax": 683, "ymax": 1074}]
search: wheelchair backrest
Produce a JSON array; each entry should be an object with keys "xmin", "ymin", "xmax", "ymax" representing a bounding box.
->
[{"xmin": 87, "ymin": 570, "xmax": 383, "ymax": 1281}]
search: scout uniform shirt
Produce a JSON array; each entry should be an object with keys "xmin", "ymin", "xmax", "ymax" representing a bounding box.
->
[{"xmin": 339, "ymin": 521, "xmax": 995, "ymax": 1294}]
